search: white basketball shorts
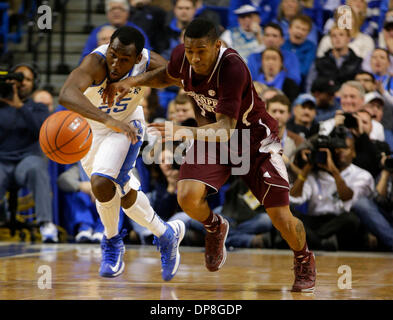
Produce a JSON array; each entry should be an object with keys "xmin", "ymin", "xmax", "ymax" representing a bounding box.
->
[{"xmin": 81, "ymin": 106, "xmax": 145, "ymax": 196}]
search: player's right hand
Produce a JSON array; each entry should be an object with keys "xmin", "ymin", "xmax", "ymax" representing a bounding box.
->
[
  {"xmin": 102, "ymin": 78, "xmax": 134, "ymax": 108},
  {"xmin": 105, "ymin": 117, "xmax": 139, "ymax": 145}
]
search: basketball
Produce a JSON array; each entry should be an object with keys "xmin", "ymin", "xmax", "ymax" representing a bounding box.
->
[{"xmin": 39, "ymin": 110, "xmax": 92, "ymax": 164}]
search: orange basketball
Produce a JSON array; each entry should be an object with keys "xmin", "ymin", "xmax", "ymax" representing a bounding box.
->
[{"xmin": 39, "ymin": 110, "xmax": 92, "ymax": 164}]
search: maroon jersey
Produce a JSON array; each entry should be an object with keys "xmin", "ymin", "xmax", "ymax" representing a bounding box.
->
[
  {"xmin": 169, "ymin": 45, "xmax": 289, "ymax": 207},
  {"xmin": 167, "ymin": 44, "xmax": 279, "ymax": 142}
]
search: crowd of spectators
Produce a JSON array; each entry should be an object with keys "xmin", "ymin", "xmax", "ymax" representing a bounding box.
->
[{"xmin": 1, "ymin": 0, "xmax": 392, "ymax": 252}]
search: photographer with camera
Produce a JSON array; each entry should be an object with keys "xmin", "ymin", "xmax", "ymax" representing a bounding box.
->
[
  {"xmin": 0, "ymin": 63, "xmax": 58, "ymax": 242},
  {"xmin": 352, "ymin": 154, "xmax": 393, "ymax": 251},
  {"xmin": 319, "ymin": 80, "xmax": 385, "ymax": 142},
  {"xmin": 290, "ymin": 133, "xmax": 374, "ymax": 251}
]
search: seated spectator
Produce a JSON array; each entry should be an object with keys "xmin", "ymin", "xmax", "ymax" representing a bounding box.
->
[
  {"xmin": 363, "ymin": 92, "xmax": 393, "ymax": 151},
  {"xmin": 227, "ymin": 0, "xmax": 281, "ymax": 29},
  {"xmin": 355, "ymin": 70, "xmax": 393, "ymax": 131},
  {"xmin": 258, "ymin": 85, "xmax": 284, "ymax": 102},
  {"xmin": 363, "ymin": 12, "xmax": 393, "ymax": 76},
  {"xmin": 80, "ymin": 0, "xmax": 151, "ymax": 62},
  {"xmin": 350, "ymin": 108, "xmax": 390, "ymax": 178},
  {"xmin": 307, "ymin": 25, "xmax": 363, "ymax": 92},
  {"xmin": 290, "ymin": 133, "xmax": 375, "ymax": 251},
  {"xmin": 319, "ymin": 81, "xmax": 385, "ymax": 142},
  {"xmin": 57, "ymin": 163, "xmax": 104, "ymax": 243},
  {"xmin": 265, "ymin": 94, "xmax": 304, "ymax": 181},
  {"xmin": 281, "ymin": 14, "xmax": 316, "ymax": 85},
  {"xmin": 311, "ymin": 78, "xmax": 340, "ymax": 122},
  {"xmin": 128, "ymin": 0, "xmax": 168, "ymax": 53},
  {"xmin": 140, "ymin": 88, "xmax": 166, "ymax": 123},
  {"xmin": 253, "ymin": 48, "xmax": 299, "ymax": 103},
  {"xmin": 162, "ymin": 0, "xmax": 196, "ymax": 60},
  {"xmin": 159, "ymin": 0, "xmax": 197, "ymax": 109},
  {"xmin": 32, "ymin": 89, "xmax": 55, "ymax": 113},
  {"xmin": 352, "ymin": 155, "xmax": 393, "ymax": 252},
  {"xmin": 97, "ymin": 25, "xmax": 116, "ymax": 46},
  {"xmin": 173, "ymin": 92, "xmax": 195, "ymax": 125},
  {"xmin": 0, "ymin": 63, "xmax": 58, "ymax": 242},
  {"xmin": 247, "ymin": 22, "xmax": 301, "ymax": 85},
  {"xmin": 368, "ymin": 48, "xmax": 393, "ymax": 105},
  {"xmin": 317, "ymin": 7, "xmax": 374, "ymax": 60},
  {"xmin": 323, "ymin": 0, "xmax": 379, "ymax": 40},
  {"xmin": 272, "ymin": 0, "xmax": 320, "ymax": 46},
  {"xmin": 287, "ymin": 93, "xmax": 319, "ymax": 139},
  {"xmin": 220, "ymin": 4, "xmax": 264, "ymax": 61}
]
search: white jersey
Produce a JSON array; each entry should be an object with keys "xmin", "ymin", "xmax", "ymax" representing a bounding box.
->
[{"xmin": 83, "ymin": 44, "xmax": 150, "ymax": 132}]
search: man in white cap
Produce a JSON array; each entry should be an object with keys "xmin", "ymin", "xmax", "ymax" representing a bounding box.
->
[
  {"xmin": 364, "ymin": 91, "xmax": 393, "ymax": 150},
  {"xmin": 220, "ymin": 4, "xmax": 264, "ymax": 60}
]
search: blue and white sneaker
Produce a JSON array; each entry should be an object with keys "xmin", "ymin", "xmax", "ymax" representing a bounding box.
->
[
  {"xmin": 99, "ymin": 230, "xmax": 127, "ymax": 278},
  {"xmin": 40, "ymin": 222, "xmax": 59, "ymax": 243},
  {"xmin": 153, "ymin": 220, "xmax": 185, "ymax": 281}
]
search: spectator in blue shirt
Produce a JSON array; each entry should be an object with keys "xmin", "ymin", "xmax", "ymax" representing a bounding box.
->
[
  {"xmin": 282, "ymin": 14, "xmax": 316, "ymax": 87},
  {"xmin": 79, "ymin": 0, "xmax": 151, "ymax": 63},
  {"xmin": 254, "ymin": 47, "xmax": 300, "ymax": 103},
  {"xmin": 220, "ymin": 4, "xmax": 264, "ymax": 61},
  {"xmin": 272, "ymin": 0, "xmax": 320, "ymax": 46},
  {"xmin": 247, "ymin": 22, "xmax": 301, "ymax": 85},
  {"xmin": 227, "ymin": 0, "xmax": 281, "ymax": 29}
]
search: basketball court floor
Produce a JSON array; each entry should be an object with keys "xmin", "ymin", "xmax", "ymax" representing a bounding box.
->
[{"xmin": 0, "ymin": 242, "xmax": 392, "ymax": 300}]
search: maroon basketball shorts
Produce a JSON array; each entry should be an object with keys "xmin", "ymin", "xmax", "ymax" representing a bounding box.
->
[{"xmin": 178, "ymin": 139, "xmax": 290, "ymax": 208}]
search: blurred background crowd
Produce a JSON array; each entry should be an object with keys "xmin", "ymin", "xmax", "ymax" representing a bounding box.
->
[{"xmin": 0, "ymin": 0, "xmax": 392, "ymax": 253}]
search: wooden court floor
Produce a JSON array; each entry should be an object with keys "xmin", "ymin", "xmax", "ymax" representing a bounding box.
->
[{"xmin": 0, "ymin": 242, "xmax": 392, "ymax": 300}]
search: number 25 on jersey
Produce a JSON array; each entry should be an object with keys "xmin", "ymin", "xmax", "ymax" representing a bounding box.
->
[{"xmin": 98, "ymin": 97, "xmax": 131, "ymax": 114}]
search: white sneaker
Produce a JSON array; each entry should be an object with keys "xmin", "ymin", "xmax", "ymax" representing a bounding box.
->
[
  {"xmin": 91, "ymin": 231, "xmax": 104, "ymax": 243},
  {"xmin": 40, "ymin": 222, "xmax": 59, "ymax": 243},
  {"xmin": 75, "ymin": 228, "xmax": 93, "ymax": 243}
]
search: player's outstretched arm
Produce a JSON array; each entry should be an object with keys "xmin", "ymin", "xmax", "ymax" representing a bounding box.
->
[
  {"xmin": 148, "ymin": 113, "xmax": 237, "ymax": 143},
  {"xmin": 102, "ymin": 52, "xmax": 182, "ymax": 108},
  {"xmin": 59, "ymin": 54, "xmax": 139, "ymax": 144}
]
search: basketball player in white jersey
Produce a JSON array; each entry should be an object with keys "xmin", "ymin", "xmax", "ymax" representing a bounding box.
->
[{"xmin": 58, "ymin": 26, "xmax": 185, "ymax": 281}]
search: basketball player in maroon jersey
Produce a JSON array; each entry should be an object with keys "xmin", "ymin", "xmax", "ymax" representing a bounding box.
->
[{"xmin": 103, "ymin": 19, "xmax": 316, "ymax": 292}]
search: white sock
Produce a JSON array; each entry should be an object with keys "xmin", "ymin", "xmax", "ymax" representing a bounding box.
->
[
  {"xmin": 96, "ymin": 192, "xmax": 121, "ymax": 239},
  {"xmin": 122, "ymin": 191, "xmax": 167, "ymax": 237}
]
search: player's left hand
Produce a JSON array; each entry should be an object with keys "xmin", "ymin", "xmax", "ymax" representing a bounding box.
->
[
  {"xmin": 105, "ymin": 117, "xmax": 139, "ymax": 144},
  {"xmin": 102, "ymin": 78, "xmax": 134, "ymax": 108}
]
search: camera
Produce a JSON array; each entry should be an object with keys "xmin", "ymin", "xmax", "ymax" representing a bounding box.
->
[
  {"xmin": 306, "ymin": 126, "xmax": 348, "ymax": 167},
  {"xmin": 343, "ymin": 112, "xmax": 358, "ymax": 130},
  {"xmin": 0, "ymin": 69, "xmax": 24, "ymax": 99}
]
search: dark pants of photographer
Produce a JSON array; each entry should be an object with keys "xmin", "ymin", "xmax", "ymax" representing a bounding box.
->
[
  {"xmin": 352, "ymin": 197, "xmax": 393, "ymax": 251},
  {"xmin": 0, "ymin": 155, "xmax": 53, "ymax": 224},
  {"xmin": 292, "ymin": 209, "xmax": 365, "ymax": 251}
]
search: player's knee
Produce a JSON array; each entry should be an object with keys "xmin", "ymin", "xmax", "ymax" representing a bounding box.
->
[
  {"xmin": 177, "ymin": 189, "xmax": 204, "ymax": 212},
  {"xmin": 120, "ymin": 189, "xmax": 138, "ymax": 209},
  {"xmin": 266, "ymin": 206, "xmax": 293, "ymax": 231},
  {"xmin": 91, "ymin": 175, "xmax": 116, "ymax": 202}
]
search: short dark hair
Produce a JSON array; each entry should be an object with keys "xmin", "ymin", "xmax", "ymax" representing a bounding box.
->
[
  {"xmin": 266, "ymin": 94, "xmax": 291, "ymax": 112},
  {"xmin": 355, "ymin": 70, "xmax": 376, "ymax": 83},
  {"xmin": 184, "ymin": 18, "xmax": 218, "ymax": 43},
  {"xmin": 262, "ymin": 47, "xmax": 284, "ymax": 63},
  {"xmin": 290, "ymin": 14, "xmax": 313, "ymax": 31},
  {"xmin": 110, "ymin": 26, "xmax": 145, "ymax": 55},
  {"xmin": 264, "ymin": 22, "xmax": 284, "ymax": 37}
]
